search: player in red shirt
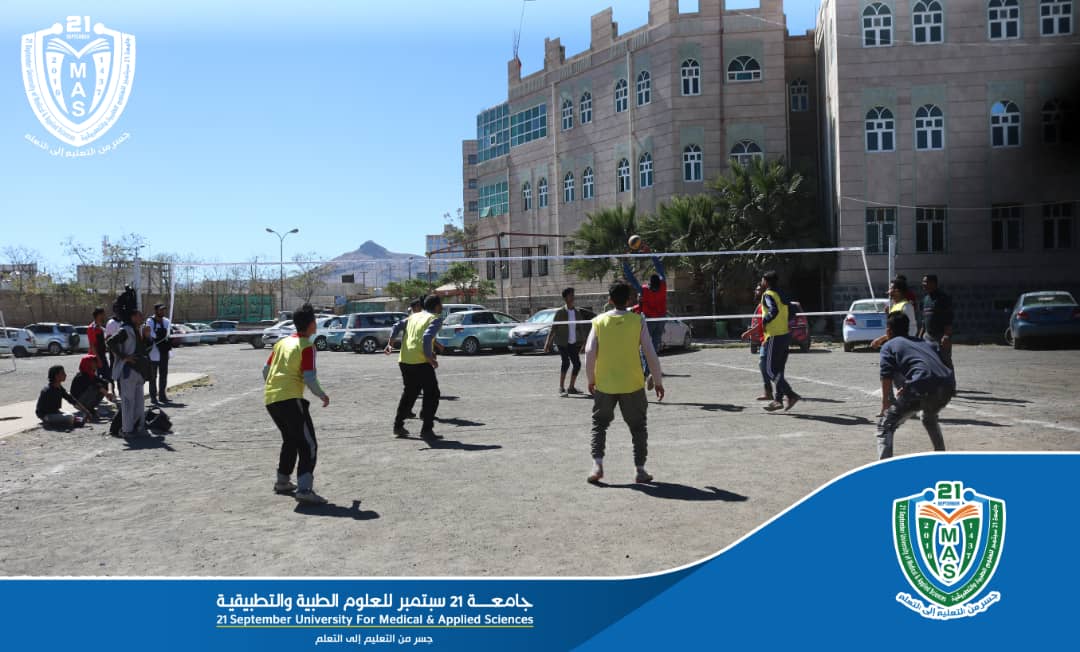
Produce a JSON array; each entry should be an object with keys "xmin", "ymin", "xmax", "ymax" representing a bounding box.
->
[{"xmin": 622, "ymin": 243, "xmax": 667, "ymax": 389}]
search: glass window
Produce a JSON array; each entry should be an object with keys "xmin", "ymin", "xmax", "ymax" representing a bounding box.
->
[
  {"xmin": 561, "ymin": 99, "xmax": 573, "ymax": 131},
  {"xmin": 637, "ymin": 71, "xmax": 651, "ymax": 106},
  {"xmin": 485, "ymin": 253, "xmax": 496, "ymax": 281},
  {"xmin": 468, "ymin": 200, "xmax": 478, "ymax": 213},
  {"xmin": 865, "ymin": 207, "xmax": 897, "ymax": 253},
  {"xmin": 617, "ymin": 159, "xmax": 631, "ymax": 193},
  {"xmin": 615, "ymin": 79, "xmax": 628, "ymax": 113},
  {"xmin": 521, "ymin": 247, "xmax": 534, "ymax": 278},
  {"xmin": 866, "ymin": 106, "xmax": 896, "ymax": 152},
  {"xmin": 681, "ymin": 59, "xmax": 701, "ymax": 96},
  {"xmin": 991, "ymin": 204, "xmax": 1023, "ymax": 251},
  {"xmin": 639, "ymin": 152, "xmax": 653, "ymax": 188},
  {"xmin": 683, "ymin": 144, "xmax": 703, "ymax": 181},
  {"xmin": 1042, "ymin": 99, "xmax": 1074, "ymax": 144},
  {"xmin": 538, "ymin": 178, "xmax": 548, "ymax": 208},
  {"xmin": 468, "ymin": 178, "xmax": 477, "ymax": 189},
  {"xmin": 582, "ymin": 167, "xmax": 595, "ymax": 199},
  {"xmin": 477, "ymin": 181, "xmax": 509, "ymax": 217},
  {"xmin": 915, "ymin": 206, "xmax": 947, "ymax": 252},
  {"xmin": 538, "ymin": 244, "xmax": 549, "ymax": 276},
  {"xmin": 522, "ymin": 182, "xmax": 532, "ymax": 211},
  {"xmin": 580, "ymin": 92, "xmax": 593, "ymax": 124},
  {"xmin": 476, "ymin": 103, "xmax": 510, "ymax": 162},
  {"xmin": 915, "ymin": 104, "xmax": 945, "ymax": 150},
  {"xmin": 990, "ymin": 100, "xmax": 1021, "ymax": 147},
  {"xmin": 729, "ymin": 140, "xmax": 763, "ymax": 166},
  {"xmin": 467, "ymin": 154, "xmax": 477, "ymax": 165},
  {"xmin": 1043, "ymin": 203, "xmax": 1074, "ymax": 249},
  {"xmin": 863, "ymin": 3, "xmax": 894, "ymax": 46},
  {"xmin": 913, "ymin": 0, "xmax": 944, "ymax": 43},
  {"xmin": 790, "ymin": 79, "xmax": 809, "ymax": 112},
  {"xmin": 727, "ymin": 55, "xmax": 762, "ymax": 82},
  {"xmin": 1041, "ymin": 0, "xmax": 1073, "ymax": 35},
  {"xmin": 509, "ymin": 104, "xmax": 548, "ymax": 147},
  {"xmin": 989, "ymin": 0, "xmax": 1021, "ymax": 39},
  {"xmin": 563, "ymin": 172, "xmax": 575, "ymax": 203}
]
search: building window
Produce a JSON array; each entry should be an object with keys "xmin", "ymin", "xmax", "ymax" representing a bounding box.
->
[
  {"xmin": 1043, "ymin": 203, "xmax": 1074, "ymax": 248},
  {"xmin": 617, "ymin": 159, "xmax": 631, "ymax": 193},
  {"xmin": 865, "ymin": 106, "xmax": 895, "ymax": 152},
  {"xmin": 915, "ymin": 206, "xmax": 947, "ymax": 253},
  {"xmin": 863, "ymin": 3, "xmax": 893, "ymax": 46},
  {"xmin": 729, "ymin": 140, "xmax": 763, "ymax": 166},
  {"xmin": 509, "ymin": 104, "xmax": 547, "ymax": 147},
  {"xmin": 636, "ymin": 71, "xmax": 651, "ymax": 106},
  {"xmin": 727, "ymin": 55, "xmax": 762, "ymax": 82},
  {"xmin": 477, "ymin": 181, "xmax": 509, "ymax": 218},
  {"xmin": 991, "ymin": 100, "xmax": 1021, "ymax": 147},
  {"xmin": 521, "ymin": 247, "xmax": 534, "ymax": 278},
  {"xmin": 1041, "ymin": 0, "xmax": 1073, "ymax": 35},
  {"xmin": 614, "ymin": 79, "xmax": 628, "ymax": 113},
  {"xmin": 992, "ymin": 204, "xmax": 1023, "ymax": 251},
  {"xmin": 486, "ymin": 252, "xmax": 496, "ymax": 280},
  {"xmin": 1042, "ymin": 99, "xmax": 1074, "ymax": 143},
  {"xmin": 582, "ymin": 167, "xmax": 595, "ymax": 199},
  {"xmin": 915, "ymin": 104, "xmax": 945, "ymax": 150},
  {"xmin": 477, "ymin": 103, "xmax": 510, "ymax": 162},
  {"xmin": 865, "ymin": 207, "xmax": 897, "ymax": 253},
  {"xmin": 913, "ymin": 0, "xmax": 944, "ymax": 43},
  {"xmin": 561, "ymin": 99, "xmax": 573, "ymax": 131},
  {"xmin": 989, "ymin": 0, "xmax": 1021, "ymax": 39},
  {"xmin": 681, "ymin": 59, "xmax": 701, "ymax": 96},
  {"xmin": 468, "ymin": 178, "xmax": 477, "ymax": 189},
  {"xmin": 522, "ymin": 182, "xmax": 532, "ymax": 211},
  {"xmin": 538, "ymin": 244, "xmax": 549, "ymax": 276},
  {"xmin": 468, "ymin": 200, "xmax": 478, "ymax": 213},
  {"xmin": 639, "ymin": 153, "xmax": 653, "ymax": 188},
  {"xmin": 538, "ymin": 178, "xmax": 548, "ymax": 208},
  {"xmin": 683, "ymin": 144, "xmax": 703, "ymax": 182},
  {"xmin": 467, "ymin": 154, "xmax": 477, "ymax": 165},
  {"xmin": 563, "ymin": 172, "xmax": 575, "ymax": 203},
  {"xmin": 580, "ymin": 92, "xmax": 593, "ymax": 124},
  {"xmin": 790, "ymin": 79, "xmax": 809, "ymax": 112}
]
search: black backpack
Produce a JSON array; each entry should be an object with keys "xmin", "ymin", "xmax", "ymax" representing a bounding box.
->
[{"xmin": 145, "ymin": 407, "xmax": 172, "ymax": 433}]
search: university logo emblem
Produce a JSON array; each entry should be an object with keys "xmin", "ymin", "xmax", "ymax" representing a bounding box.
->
[
  {"xmin": 893, "ymin": 481, "xmax": 1005, "ymax": 620},
  {"xmin": 20, "ymin": 16, "xmax": 135, "ymax": 147}
]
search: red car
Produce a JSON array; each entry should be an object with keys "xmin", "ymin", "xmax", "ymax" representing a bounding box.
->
[{"xmin": 749, "ymin": 301, "xmax": 810, "ymax": 353}]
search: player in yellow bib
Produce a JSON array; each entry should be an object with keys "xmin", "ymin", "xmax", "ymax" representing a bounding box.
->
[
  {"xmin": 392, "ymin": 295, "xmax": 444, "ymax": 440},
  {"xmin": 761, "ymin": 271, "xmax": 801, "ymax": 412}
]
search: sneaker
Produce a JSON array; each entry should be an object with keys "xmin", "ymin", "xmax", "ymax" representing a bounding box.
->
[
  {"xmin": 784, "ymin": 394, "xmax": 801, "ymax": 411},
  {"xmin": 756, "ymin": 394, "xmax": 774, "ymax": 401},
  {"xmin": 160, "ymin": 396, "xmax": 171, "ymax": 404},
  {"xmin": 559, "ymin": 389, "xmax": 568, "ymax": 397},
  {"xmin": 587, "ymin": 464, "xmax": 604, "ymax": 484},
  {"xmin": 420, "ymin": 429, "xmax": 443, "ymax": 440},
  {"xmin": 646, "ymin": 374, "xmax": 655, "ymax": 391},
  {"xmin": 295, "ymin": 490, "xmax": 328, "ymax": 505},
  {"xmin": 635, "ymin": 469, "xmax": 654, "ymax": 483},
  {"xmin": 393, "ymin": 425, "xmax": 409, "ymax": 438},
  {"xmin": 763, "ymin": 401, "xmax": 784, "ymax": 412},
  {"xmin": 274, "ymin": 480, "xmax": 297, "ymax": 494},
  {"xmin": 567, "ymin": 387, "xmax": 582, "ymax": 395},
  {"xmin": 407, "ymin": 411, "xmax": 417, "ymax": 419}
]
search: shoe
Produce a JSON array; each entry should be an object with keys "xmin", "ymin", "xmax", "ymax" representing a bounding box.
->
[
  {"xmin": 559, "ymin": 389, "xmax": 568, "ymax": 397},
  {"xmin": 635, "ymin": 469, "xmax": 654, "ymax": 483},
  {"xmin": 274, "ymin": 481, "xmax": 297, "ymax": 494},
  {"xmin": 587, "ymin": 463, "xmax": 604, "ymax": 484},
  {"xmin": 567, "ymin": 387, "xmax": 582, "ymax": 395},
  {"xmin": 407, "ymin": 411, "xmax": 417, "ymax": 419},
  {"xmin": 393, "ymin": 425, "xmax": 409, "ymax": 438},
  {"xmin": 149, "ymin": 397, "xmax": 159, "ymax": 405},
  {"xmin": 763, "ymin": 401, "xmax": 784, "ymax": 412},
  {"xmin": 160, "ymin": 396, "xmax": 171, "ymax": 404},
  {"xmin": 295, "ymin": 490, "xmax": 328, "ymax": 505},
  {"xmin": 646, "ymin": 374, "xmax": 654, "ymax": 390},
  {"xmin": 784, "ymin": 394, "xmax": 801, "ymax": 411},
  {"xmin": 420, "ymin": 429, "xmax": 443, "ymax": 440},
  {"xmin": 756, "ymin": 394, "xmax": 774, "ymax": 401}
]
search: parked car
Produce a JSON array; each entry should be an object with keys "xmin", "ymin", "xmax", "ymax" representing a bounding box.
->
[
  {"xmin": 26, "ymin": 322, "xmax": 78, "ymax": 355},
  {"xmin": 509, "ymin": 308, "xmax": 558, "ymax": 354},
  {"xmin": 260, "ymin": 320, "xmax": 294, "ymax": 348},
  {"xmin": 72, "ymin": 325, "xmax": 92, "ymax": 353},
  {"xmin": 1008, "ymin": 291, "xmax": 1080, "ymax": 349},
  {"xmin": 342, "ymin": 312, "xmax": 407, "ymax": 354},
  {"xmin": 842, "ymin": 298, "xmax": 890, "ymax": 352},
  {"xmin": 312, "ymin": 316, "xmax": 345, "ymax": 351},
  {"xmin": 749, "ymin": 301, "xmax": 811, "ymax": 353},
  {"xmin": 437, "ymin": 310, "xmax": 518, "ymax": 355},
  {"xmin": 660, "ymin": 313, "xmax": 693, "ymax": 352},
  {"xmin": 324, "ymin": 314, "xmax": 357, "ymax": 351},
  {"xmin": 208, "ymin": 320, "xmax": 246, "ymax": 344},
  {"xmin": 184, "ymin": 322, "xmax": 219, "ymax": 344},
  {"xmin": 441, "ymin": 303, "xmax": 487, "ymax": 319},
  {"xmin": 0, "ymin": 327, "xmax": 38, "ymax": 357},
  {"xmin": 170, "ymin": 323, "xmax": 202, "ymax": 347}
]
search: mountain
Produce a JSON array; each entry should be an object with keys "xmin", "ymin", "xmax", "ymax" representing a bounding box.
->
[{"xmin": 320, "ymin": 240, "xmax": 429, "ymax": 287}]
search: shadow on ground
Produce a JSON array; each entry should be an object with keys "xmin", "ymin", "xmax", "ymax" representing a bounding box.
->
[
  {"xmin": 597, "ymin": 481, "xmax": 748, "ymax": 502},
  {"xmin": 782, "ymin": 413, "xmax": 873, "ymax": 426},
  {"xmin": 294, "ymin": 499, "xmax": 380, "ymax": 520},
  {"xmin": 658, "ymin": 402, "xmax": 745, "ymax": 413}
]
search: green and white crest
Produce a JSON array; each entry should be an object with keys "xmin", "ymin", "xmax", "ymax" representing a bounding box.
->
[{"xmin": 892, "ymin": 481, "xmax": 1005, "ymax": 620}]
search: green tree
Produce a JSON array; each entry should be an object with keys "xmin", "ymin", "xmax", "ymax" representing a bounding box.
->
[
  {"xmin": 384, "ymin": 278, "xmax": 435, "ymax": 303},
  {"xmin": 564, "ymin": 205, "xmax": 647, "ymax": 282},
  {"xmin": 439, "ymin": 261, "xmax": 495, "ymax": 303}
]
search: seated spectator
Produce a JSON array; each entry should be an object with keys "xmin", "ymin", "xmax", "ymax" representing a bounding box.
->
[
  {"xmin": 36, "ymin": 365, "xmax": 85, "ymax": 428},
  {"xmin": 70, "ymin": 355, "xmax": 114, "ymax": 418}
]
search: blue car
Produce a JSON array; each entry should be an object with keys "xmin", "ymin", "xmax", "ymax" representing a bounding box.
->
[
  {"xmin": 436, "ymin": 310, "xmax": 518, "ymax": 355},
  {"xmin": 1008, "ymin": 291, "xmax": 1080, "ymax": 349}
]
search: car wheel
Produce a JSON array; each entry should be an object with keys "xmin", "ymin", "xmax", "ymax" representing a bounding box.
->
[
  {"xmin": 341, "ymin": 342, "xmax": 354, "ymax": 352},
  {"xmin": 13, "ymin": 346, "xmax": 27, "ymax": 358},
  {"xmin": 48, "ymin": 341, "xmax": 62, "ymax": 355},
  {"xmin": 360, "ymin": 337, "xmax": 379, "ymax": 354},
  {"xmin": 251, "ymin": 339, "xmax": 265, "ymax": 349},
  {"xmin": 314, "ymin": 336, "xmax": 327, "ymax": 351},
  {"xmin": 462, "ymin": 337, "xmax": 480, "ymax": 355},
  {"xmin": 683, "ymin": 333, "xmax": 691, "ymax": 349},
  {"xmin": 226, "ymin": 334, "xmax": 238, "ymax": 344},
  {"xmin": 843, "ymin": 342, "xmax": 854, "ymax": 352},
  {"xmin": 1003, "ymin": 327, "xmax": 1014, "ymax": 346}
]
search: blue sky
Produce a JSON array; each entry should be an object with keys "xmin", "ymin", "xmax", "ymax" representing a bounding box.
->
[{"xmin": 1, "ymin": 0, "xmax": 819, "ymax": 274}]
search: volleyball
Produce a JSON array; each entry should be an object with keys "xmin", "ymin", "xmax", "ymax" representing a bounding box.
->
[{"xmin": 628, "ymin": 235, "xmax": 643, "ymax": 251}]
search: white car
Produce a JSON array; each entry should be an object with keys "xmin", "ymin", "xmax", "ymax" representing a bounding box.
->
[
  {"xmin": 842, "ymin": 298, "xmax": 890, "ymax": 352},
  {"xmin": 660, "ymin": 313, "xmax": 693, "ymax": 352},
  {"xmin": 311, "ymin": 316, "xmax": 345, "ymax": 352},
  {"xmin": 259, "ymin": 320, "xmax": 295, "ymax": 348},
  {"xmin": 0, "ymin": 327, "xmax": 38, "ymax": 357}
]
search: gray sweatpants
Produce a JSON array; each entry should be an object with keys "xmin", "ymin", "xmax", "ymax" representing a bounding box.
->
[
  {"xmin": 591, "ymin": 389, "xmax": 649, "ymax": 467},
  {"xmin": 117, "ymin": 366, "xmax": 145, "ymax": 434},
  {"xmin": 876, "ymin": 385, "xmax": 952, "ymax": 459}
]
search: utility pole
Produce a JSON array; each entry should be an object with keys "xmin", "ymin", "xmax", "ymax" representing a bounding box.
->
[{"xmin": 265, "ymin": 227, "xmax": 299, "ymax": 314}]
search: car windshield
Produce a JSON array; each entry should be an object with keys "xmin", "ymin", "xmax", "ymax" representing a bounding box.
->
[
  {"xmin": 527, "ymin": 310, "xmax": 557, "ymax": 323},
  {"xmin": 443, "ymin": 313, "xmax": 465, "ymax": 326},
  {"xmin": 1022, "ymin": 293, "xmax": 1076, "ymax": 307},
  {"xmin": 59, "ymin": 325, "xmax": 74, "ymax": 334},
  {"xmin": 851, "ymin": 300, "xmax": 888, "ymax": 313}
]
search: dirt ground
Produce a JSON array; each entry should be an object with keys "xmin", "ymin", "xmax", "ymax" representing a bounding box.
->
[{"xmin": 1, "ymin": 342, "xmax": 1076, "ymax": 577}]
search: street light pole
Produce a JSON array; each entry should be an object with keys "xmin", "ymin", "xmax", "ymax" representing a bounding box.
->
[{"xmin": 266, "ymin": 227, "xmax": 299, "ymax": 316}]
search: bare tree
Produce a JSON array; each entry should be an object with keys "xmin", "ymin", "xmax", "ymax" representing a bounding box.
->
[{"xmin": 287, "ymin": 252, "xmax": 328, "ymax": 304}]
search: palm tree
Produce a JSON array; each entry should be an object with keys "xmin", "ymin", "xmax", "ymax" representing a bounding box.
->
[{"xmin": 565, "ymin": 205, "xmax": 648, "ymax": 282}]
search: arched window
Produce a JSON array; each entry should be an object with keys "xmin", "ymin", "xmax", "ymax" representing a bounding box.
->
[
  {"xmin": 990, "ymin": 100, "xmax": 1021, "ymax": 147},
  {"xmin": 729, "ymin": 140, "xmax": 763, "ymax": 166},
  {"xmin": 582, "ymin": 167, "xmax": 595, "ymax": 199},
  {"xmin": 863, "ymin": 3, "xmax": 893, "ymax": 46},
  {"xmin": 915, "ymin": 104, "xmax": 945, "ymax": 150},
  {"xmin": 683, "ymin": 144, "xmax": 703, "ymax": 182},
  {"xmin": 580, "ymin": 92, "xmax": 593, "ymax": 124},
  {"xmin": 563, "ymin": 172, "xmax": 575, "ymax": 203},
  {"xmin": 636, "ymin": 71, "xmax": 651, "ymax": 106},
  {"xmin": 790, "ymin": 79, "xmax": 809, "ymax": 112},
  {"xmin": 913, "ymin": 0, "xmax": 944, "ymax": 43},
  {"xmin": 522, "ymin": 182, "xmax": 532, "ymax": 211},
  {"xmin": 538, "ymin": 177, "xmax": 549, "ymax": 208},
  {"xmin": 681, "ymin": 59, "xmax": 701, "ymax": 96},
  {"xmin": 614, "ymin": 79, "xmax": 628, "ymax": 113},
  {"xmin": 727, "ymin": 56, "xmax": 762, "ymax": 82},
  {"xmin": 617, "ymin": 159, "xmax": 631, "ymax": 193},
  {"xmin": 1041, "ymin": 0, "xmax": 1073, "ymax": 36},
  {"xmin": 1042, "ymin": 98, "xmax": 1073, "ymax": 144},
  {"xmin": 561, "ymin": 99, "xmax": 573, "ymax": 131},
  {"xmin": 638, "ymin": 153, "xmax": 653, "ymax": 188},
  {"xmin": 989, "ymin": 0, "xmax": 1020, "ymax": 39},
  {"xmin": 865, "ymin": 106, "xmax": 895, "ymax": 152}
]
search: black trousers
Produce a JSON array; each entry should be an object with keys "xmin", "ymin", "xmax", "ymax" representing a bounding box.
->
[
  {"xmin": 149, "ymin": 356, "xmax": 169, "ymax": 401},
  {"xmin": 267, "ymin": 398, "xmax": 317, "ymax": 484},
  {"xmin": 396, "ymin": 363, "xmax": 440, "ymax": 430},
  {"xmin": 558, "ymin": 342, "xmax": 581, "ymax": 374}
]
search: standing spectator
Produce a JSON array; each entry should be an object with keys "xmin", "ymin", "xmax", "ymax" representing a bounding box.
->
[
  {"xmin": 919, "ymin": 274, "xmax": 954, "ymax": 370},
  {"xmin": 544, "ymin": 287, "xmax": 595, "ymax": 397},
  {"xmin": 622, "ymin": 244, "xmax": 667, "ymax": 390},
  {"xmin": 36, "ymin": 365, "xmax": 86, "ymax": 428},
  {"xmin": 144, "ymin": 303, "xmax": 172, "ymax": 404},
  {"xmin": 109, "ymin": 309, "xmax": 148, "ymax": 438},
  {"xmin": 103, "ymin": 310, "xmax": 122, "ymax": 396},
  {"xmin": 87, "ymin": 308, "xmax": 108, "ymax": 377},
  {"xmin": 872, "ymin": 279, "xmax": 919, "ymax": 348},
  {"xmin": 740, "ymin": 281, "xmax": 773, "ymax": 401},
  {"xmin": 392, "ymin": 295, "xmax": 444, "ymax": 441},
  {"xmin": 761, "ymin": 271, "xmax": 801, "ymax": 412}
]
